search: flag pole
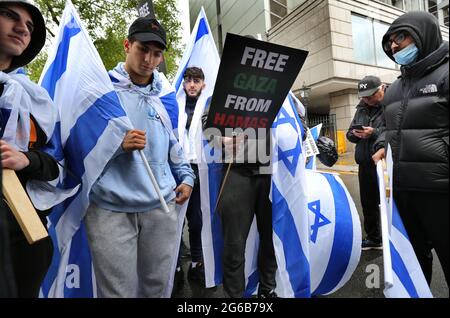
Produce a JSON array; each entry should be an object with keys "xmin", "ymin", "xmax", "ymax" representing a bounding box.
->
[
  {"xmin": 214, "ymin": 162, "xmax": 232, "ymax": 213},
  {"xmin": 139, "ymin": 150, "xmax": 170, "ymax": 213},
  {"xmin": 377, "ymin": 160, "xmax": 394, "ymax": 290}
]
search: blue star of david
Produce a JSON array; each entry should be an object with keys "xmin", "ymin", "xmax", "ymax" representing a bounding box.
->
[
  {"xmin": 273, "ymin": 108, "xmax": 302, "ymax": 177},
  {"xmin": 277, "ymin": 140, "xmax": 301, "ymax": 177},
  {"xmin": 273, "ymin": 107, "xmax": 298, "ymax": 131},
  {"xmin": 308, "ymin": 200, "xmax": 331, "ymax": 243}
]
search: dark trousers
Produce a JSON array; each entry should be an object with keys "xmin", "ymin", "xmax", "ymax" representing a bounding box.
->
[
  {"xmin": 358, "ymin": 162, "xmax": 381, "ymax": 242},
  {"xmin": 394, "ymin": 191, "xmax": 449, "ymax": 287},
  {"xmin": 7, "ymin": 212, "xmax": 53, "ymax": 298},
  {"xmin": 177, "ymin": 164, "xmax": 203, "ymax": 265},
  {"xmin": 0, "ymin": 201, "xmax": 16, "ymax": 298},
  {"xmin": 218, "ymin": 168, "xmax": 276, "ymax": 298}
]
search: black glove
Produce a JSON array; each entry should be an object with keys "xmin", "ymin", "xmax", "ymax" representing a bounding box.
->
[{"xmin": 316, "ymin": 136, "xmax": 338, "ymax": 167}]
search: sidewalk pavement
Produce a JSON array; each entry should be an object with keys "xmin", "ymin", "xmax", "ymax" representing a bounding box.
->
[{"xmin": 316, "ymin": 151, "xmax": 359, "ymax": 174}]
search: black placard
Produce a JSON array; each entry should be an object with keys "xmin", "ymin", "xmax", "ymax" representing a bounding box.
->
[
  {"xmin": 204, "ymin": 33, "xmax": 308, "ymax": 135},
  {"xmin": 137, "ymin": 0, "xmax": 155, "ymax": 18}
]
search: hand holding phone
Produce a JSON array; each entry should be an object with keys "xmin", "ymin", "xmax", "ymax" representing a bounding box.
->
[{"xmin": 351, "ymin": 124, "xmax": 364, "ymax": 131}]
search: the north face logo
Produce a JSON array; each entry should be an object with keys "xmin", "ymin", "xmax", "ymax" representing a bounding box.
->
[{"xmin": 419, "ymin": 84, "xmax": 438, "ymax": 94}]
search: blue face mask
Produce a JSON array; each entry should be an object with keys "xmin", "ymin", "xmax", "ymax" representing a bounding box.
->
[{"xmin": 393, "ymin": 43, "xmax": 419, "ymax": 65}]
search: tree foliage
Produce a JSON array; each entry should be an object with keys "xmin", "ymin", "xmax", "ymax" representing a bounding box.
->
[{"xmin": 27, "ymin": 0, "xmax": 182, "ymax": 82}]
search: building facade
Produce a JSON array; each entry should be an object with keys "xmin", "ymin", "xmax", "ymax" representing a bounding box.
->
[{"xmin": 189, "ymin": 0, "xmax": 449, "ymax": 152}]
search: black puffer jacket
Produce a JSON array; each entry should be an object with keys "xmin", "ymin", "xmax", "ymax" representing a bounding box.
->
[
  {"xmin": 375, "ymin": 12, "xmax": 449, "ymax": 193},
  {"xmin": 347, "ymin": 101, "xmax": 385, "ymax": 165}
]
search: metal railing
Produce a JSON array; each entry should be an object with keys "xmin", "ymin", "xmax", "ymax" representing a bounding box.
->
[{"xmin": 307, "ymin": 113, "xmax": 338, "ymax": 145}]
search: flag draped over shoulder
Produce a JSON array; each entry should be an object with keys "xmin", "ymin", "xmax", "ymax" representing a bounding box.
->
[
  {"xmin": 173, "ymin": 7, "xmax": 220, "ymax": 149},
  {"xmin": 0, "ymin": 69, "xmax": 58, "ymax": 151},
  {"xmin": 27, "ymin": 0, "xmax": 132, "ymax": 297},
  {"xmin": 171, "ymin": 7, "xmax": 223, "ymax": 289},
  {"xmin": 377, "ymin": 146, "xmax": 432, "ymax": 298}
]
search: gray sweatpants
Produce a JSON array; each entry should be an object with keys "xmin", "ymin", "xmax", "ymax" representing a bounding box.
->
[{"xmin": 85, "ymin": 201, "xmax": 178, "ymax": 298}]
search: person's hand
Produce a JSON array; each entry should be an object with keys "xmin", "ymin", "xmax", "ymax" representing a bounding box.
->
[
  {"xmin": 222, "ymin": 135, "xmax": 246, "ymax": 157},
  {"xmin": 353, "ymin": 126, "xmax": 374, "ymax": 139},
  {"xmin": 0, "ymin": 140, "xmax": 30, "ymax": 171},
  {"xmin": 121, "ymin": 130, "xmax": 146, "ymax": 152},
  {"xmin": 372, "ymin": 148, "xmax": 385, "ymax": 164},
  {"xmin": 175, "ymin": 183, "xmax": 193, "ymax": 205}
]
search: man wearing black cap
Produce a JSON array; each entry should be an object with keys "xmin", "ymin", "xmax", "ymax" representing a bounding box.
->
[
  {"xmin": 373, "ymin": 12, "xmax": 448, "ymax": 287},
  {"xmin": 86, "ymin": 16, "xmax": 194, "ymax": 298},
  {"xmin": 0, "ymin": 0, "xmax": 59, "ymax": 297},
  {"xmin": 347, "ymin": 75, "xmax": 385, "ymax": 251}
]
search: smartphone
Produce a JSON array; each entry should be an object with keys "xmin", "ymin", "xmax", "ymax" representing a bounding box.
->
[{"xmin": 351, "ymin": 124, "xmax": 364, "ymax": 130}]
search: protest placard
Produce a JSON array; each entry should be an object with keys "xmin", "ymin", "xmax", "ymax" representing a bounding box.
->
[
  {"xmin": 204, "ymin": 33, "xmax": 308, "ymax": 135},
  {"xmin": 137, "ymin": 0, "xmax": 155, "ymax": 18}
]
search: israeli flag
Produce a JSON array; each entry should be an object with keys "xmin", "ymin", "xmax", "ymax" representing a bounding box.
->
[
  {"xmin": 170, "ymin": 7, "xmax": 222, "ymax": 289},
  {"xmin": 173, "ymin": 6, "xmax": 220, "ymax": 154},
  {"xmin": 305, "ymin": 170, "xmax": 361, "ymax": 295},
  {"xmin": 271, "ymin": 95, "xmax": 311, "ymax": 297},
  {"xmin": 377, "ymin": 146, "xmax": 433, "ymax": 298},
  {"xmin": 27, "ymin": 0, "xmax": 132, "ymax": 297}
]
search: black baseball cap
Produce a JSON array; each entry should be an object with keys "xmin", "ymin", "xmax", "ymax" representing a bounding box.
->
[
  {"xmin": 128, "ymin": 17, "xmax": 166, "ymax": 49},
  {"xmin": 0, "ymin": 0, "xmax": 46, "ymax": 70},
  {"xmin": 357, "ymin": 76, "xmax": 382, "ymax": 98}
]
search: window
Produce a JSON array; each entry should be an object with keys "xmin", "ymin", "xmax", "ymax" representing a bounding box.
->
[
  {"xmin": 428, "ymin": 0, "xmax": 439, "ymax": 17},
  {"xmin": 379, "ymin": 0, "xmax": 427, "ymax": 11},
  {"xmin": 352, "ymin": 14, "xmax": 396, "ymax": 68},
  {"xmin": 443, "ymin": 5, "xmax": 449, "ymax": 26},
  {"xmin": 270, "ymin": 0, "xmax": 288, "ymax": 26}
]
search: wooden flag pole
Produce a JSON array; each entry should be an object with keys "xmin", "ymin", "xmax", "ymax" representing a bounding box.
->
[
  {"xmin": 2, "ymin": 169, "xmax": 48, "ymax": 244},
  {"xmin": 214, "ymin": 162, "xmax": 232, "ymax": 214}
]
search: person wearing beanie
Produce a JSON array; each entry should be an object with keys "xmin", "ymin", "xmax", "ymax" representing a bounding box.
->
[
  {"xmin": 0, "ymin": 0, "xmax": 59, "ymax": 297},
  {"xmin": 373, "ymin": 11, "xmax": 449, "ymax": 287}
]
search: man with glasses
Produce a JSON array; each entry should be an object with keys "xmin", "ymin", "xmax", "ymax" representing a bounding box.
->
[
  {"xmin": 373, "ymin": 11, "xmax": 448, "ymax": 287},
  {"xmin": 347, "ymin": 75, "xmax": 386, "ymax": 251}
]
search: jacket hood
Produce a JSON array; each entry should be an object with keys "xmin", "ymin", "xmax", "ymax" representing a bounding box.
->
[{"xmin": 382, "ymin": 11, "xmax": 443, "ymax": 63}]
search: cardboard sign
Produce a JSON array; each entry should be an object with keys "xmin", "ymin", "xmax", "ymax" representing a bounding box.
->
[
  {"xmin": 204, "ymin": 33, "xmax": 308, "ymax": 135},
  {"xmin": 304, "ymin": 128, "xmax": 320, "ymax": 158}
]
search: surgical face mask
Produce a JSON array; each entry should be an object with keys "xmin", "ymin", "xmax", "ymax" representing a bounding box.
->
[{"xmin": 393, "ymin": 43, "xmax": 419, "ymax": 65}]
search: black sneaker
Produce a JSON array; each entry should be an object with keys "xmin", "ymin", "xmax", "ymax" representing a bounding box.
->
[
  {"xmin": 362, "ymin": 238, "xmax": 382, "ymax": 251},
  {"xmin": 187, "ymin": 262, "xmax": 205, "ymax": 286},
  {"xmin": 258, "ymin": 290, "xmax": 278, "ymax": 298}
]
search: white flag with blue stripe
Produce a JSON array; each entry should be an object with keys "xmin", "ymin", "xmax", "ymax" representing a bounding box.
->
[
  {"xmin": 377, "ymin": 146, "xmax": 433, "ymax": 298},
  {"xmin": 170, "ymin": 7, "xmax": 222, "ymax": 289},
  {"xmin": 270, "ymin": 95, "xmax": 311, "ymax": 297},
  {"xmin": 173, "ymin": 6, "xmax": 220, "ymax": 149},
  {"xmin": 305, "ymin": 170, "xmax": 361, "ymax": 295},
  {"xmin": 27, "ymin": 0, "xmax": 133, "ymax": 297}
]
